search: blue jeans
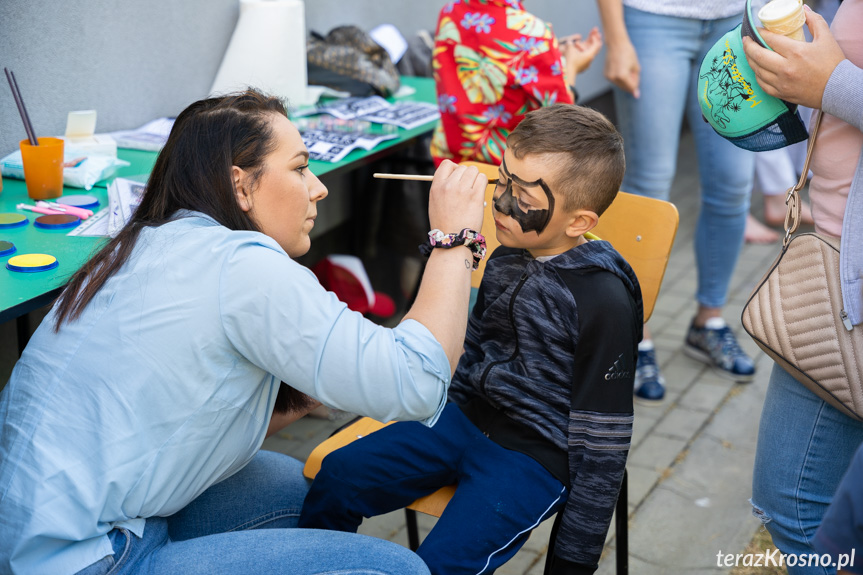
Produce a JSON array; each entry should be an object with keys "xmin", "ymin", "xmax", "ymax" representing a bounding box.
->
[
  {"xmin": 752, "ymin": 363, "xmax": 863, "ymax": 574},
  {"xmin": 615, "ymin": 6, "xmax": 754, "ymax": 309},
  {"xmin": 76, "ymin": 450, "xmax": 429, "ymax": 575},
  {"xmin": 299, "ymin": 404, "xmax": 568, "ymax": 575}
]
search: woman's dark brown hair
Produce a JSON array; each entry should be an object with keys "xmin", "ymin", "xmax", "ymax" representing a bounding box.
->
[{"xmin": 53, "ymin": 89, "xmax": 287, "ymax": 331}]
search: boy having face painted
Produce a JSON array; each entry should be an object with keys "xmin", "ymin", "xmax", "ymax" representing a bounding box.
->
[{"xmin": 300, "ymin": 104, "xmax": 641, "ymax": 575}]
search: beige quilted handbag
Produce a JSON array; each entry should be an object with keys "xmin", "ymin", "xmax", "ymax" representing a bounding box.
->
[{"xmin": 741, "ymin": 112, "xmax": 863, "ymax": 422}]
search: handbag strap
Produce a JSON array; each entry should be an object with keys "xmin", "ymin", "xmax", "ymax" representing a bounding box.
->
[{"xmin": 783, "ymin": 110, "xmax": 824, "ymax": 247}]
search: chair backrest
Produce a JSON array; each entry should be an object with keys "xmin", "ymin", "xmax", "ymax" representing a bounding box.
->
[
  {"xmin": 459, "ymin": 161, "xmax": 679, "ymax": 322},
  {"xmin": 458, "ymin": 161, "xmax": 502, "ymax": 289},
  {"xmin": 591, "ymin": 191, "xmax": 679, "ymax": 322}
]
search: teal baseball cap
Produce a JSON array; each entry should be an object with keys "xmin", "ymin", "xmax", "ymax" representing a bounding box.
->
[{"xmin": 698, "ymin": 0, "xmax": 808, "ymax": 151}]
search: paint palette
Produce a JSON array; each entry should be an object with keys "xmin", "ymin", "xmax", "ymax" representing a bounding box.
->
[
  {"xmin": 0, "ymin": 213, "xmax": 28, "ymax": 229},
  {"xmin": 0, "ymin": 241, "xmax": 16, "ymax": 257},
  {"xmin": 33, "ymin": 214, "xmax": 80, "ymax": 230},
  {"xmin": 6, "ymin": 253, "xmax": 58, "ymax": 273},
  {"xmin": 57, "ymin": 194, "xmax": 100, "ymax": 210}
]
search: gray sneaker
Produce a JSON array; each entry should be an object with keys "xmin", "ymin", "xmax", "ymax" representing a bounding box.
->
[{"xmin": 684, "ymin": 318, "xmax": 755, "ymax": 382}]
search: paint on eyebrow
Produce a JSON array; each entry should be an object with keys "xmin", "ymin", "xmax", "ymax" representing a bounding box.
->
[
  {"xmin": 502, "ymin": 157, "xmax": 548, "ymax": 190},
  {"xmin": 494, "ymin": 157, "xmax": 556, "ymax": 234},
  {"xmin": 501, "ymin": 157, "xmax": 555, "ymax": 212}
]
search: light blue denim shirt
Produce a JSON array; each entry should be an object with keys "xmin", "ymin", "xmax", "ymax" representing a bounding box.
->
[{"xmin": 0, "ymin": 211, "xmax": 450, "ymax": 575}]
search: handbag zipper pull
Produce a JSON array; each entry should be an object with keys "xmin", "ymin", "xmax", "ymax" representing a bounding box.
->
[{"xmin": 841, "ymin": 309, "xmax": 853, "ymax": 331}]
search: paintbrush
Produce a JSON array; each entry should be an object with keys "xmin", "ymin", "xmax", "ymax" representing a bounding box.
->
[
  {"xmin": 5, "ymin": 68, "xmax": 38, "ymax": 146},
  {"xmin": 373, "ymin": 173, "xmax": 498, "ymax": 185}
]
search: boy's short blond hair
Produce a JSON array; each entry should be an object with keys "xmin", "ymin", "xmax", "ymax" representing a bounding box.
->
[{"xmin": 507, "ymin": 105, "xmax": 625, "ymax": 217}]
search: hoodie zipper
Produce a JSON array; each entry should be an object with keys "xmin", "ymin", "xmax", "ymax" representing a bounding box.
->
[
  {"xmin": 841, "ymin": 309, "xmax": 853, "ymax": 331},
  {"xmin": 479, "ymin": 270, "xmax": 530, "ymax": 399}
]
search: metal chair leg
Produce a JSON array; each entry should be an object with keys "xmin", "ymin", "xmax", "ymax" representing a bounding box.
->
[
  {"xmin": 615, "ymin": 469, "xmax": 629, "ymax": 575},
  {"xmin": 406, "ymin": 508, "xmax": 421, "ymax": 551},
  {"xmin": 543, "ymin": 511, "xmax": 564, "ymax": 574}
]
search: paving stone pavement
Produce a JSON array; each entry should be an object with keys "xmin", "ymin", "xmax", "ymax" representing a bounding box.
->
[{"xmin": 261, "ymin": 130, "xmax": 802, "ymax": 574}]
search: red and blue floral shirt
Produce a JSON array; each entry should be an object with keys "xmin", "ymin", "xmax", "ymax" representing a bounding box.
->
[{"xmin": 430, "ymin": 0, "xmax": 574, "ymax": 165}]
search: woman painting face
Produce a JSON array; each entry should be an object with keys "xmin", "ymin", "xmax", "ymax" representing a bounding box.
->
[{"xmin": 233, "ymin": 114, "xmax": 329, "ymax": 258}]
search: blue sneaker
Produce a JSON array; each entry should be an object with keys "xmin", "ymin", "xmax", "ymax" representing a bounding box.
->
[
  {"xmin": 684, "ymin": 318, "xmax": 755, "ymax": 382},
  {"xmin": 634, "ymin": 346, "xmax": 665, "ymax": 405}
]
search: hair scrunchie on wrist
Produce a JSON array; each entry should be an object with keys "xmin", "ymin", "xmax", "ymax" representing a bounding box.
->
[{"xmin": 418, "ymin": 228, "xmax": 487, "ymax": 270}]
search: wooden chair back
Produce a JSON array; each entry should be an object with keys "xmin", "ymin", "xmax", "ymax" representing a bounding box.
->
[
  {"xmin": 458, "ymin": 161, "xmax": 502, "ymax": 289},
  {"xmin": 591, "ymin": 190, "xmax": 679, "ymax": 321}
]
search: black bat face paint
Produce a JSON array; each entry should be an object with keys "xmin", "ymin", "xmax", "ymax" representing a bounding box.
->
[{"xmin": 492, "ymin": 157, "xmax": 555, "ymax": 234}]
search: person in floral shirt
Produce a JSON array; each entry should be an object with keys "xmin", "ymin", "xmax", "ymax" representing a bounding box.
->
[{"xmin": 431, "ymin": 0, "xmax": 602, "ymax": 165}]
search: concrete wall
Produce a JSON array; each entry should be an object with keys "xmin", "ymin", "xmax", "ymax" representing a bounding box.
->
[{"xmin": 0, "ymin": 0, "xmax": 609, "ymax": 156}]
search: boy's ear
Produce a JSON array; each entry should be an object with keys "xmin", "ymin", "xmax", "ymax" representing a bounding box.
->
[
  {"xmin": 232, "ymin": 165, "xmax": 252, "ymax": 212},
  {"xmin": 565, "ymin": 209, "xmax": 599, "ymax": 238}
]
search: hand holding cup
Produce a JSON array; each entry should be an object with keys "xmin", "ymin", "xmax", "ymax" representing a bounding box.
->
[{"xmin": 743, "ymin": 6, "xmax": 846, "ymax": 109}]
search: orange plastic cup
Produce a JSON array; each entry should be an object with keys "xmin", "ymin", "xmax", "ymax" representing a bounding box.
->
[{"xmin": 19, "ymin": 137, "xmax": 64, "ymax": 200}]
